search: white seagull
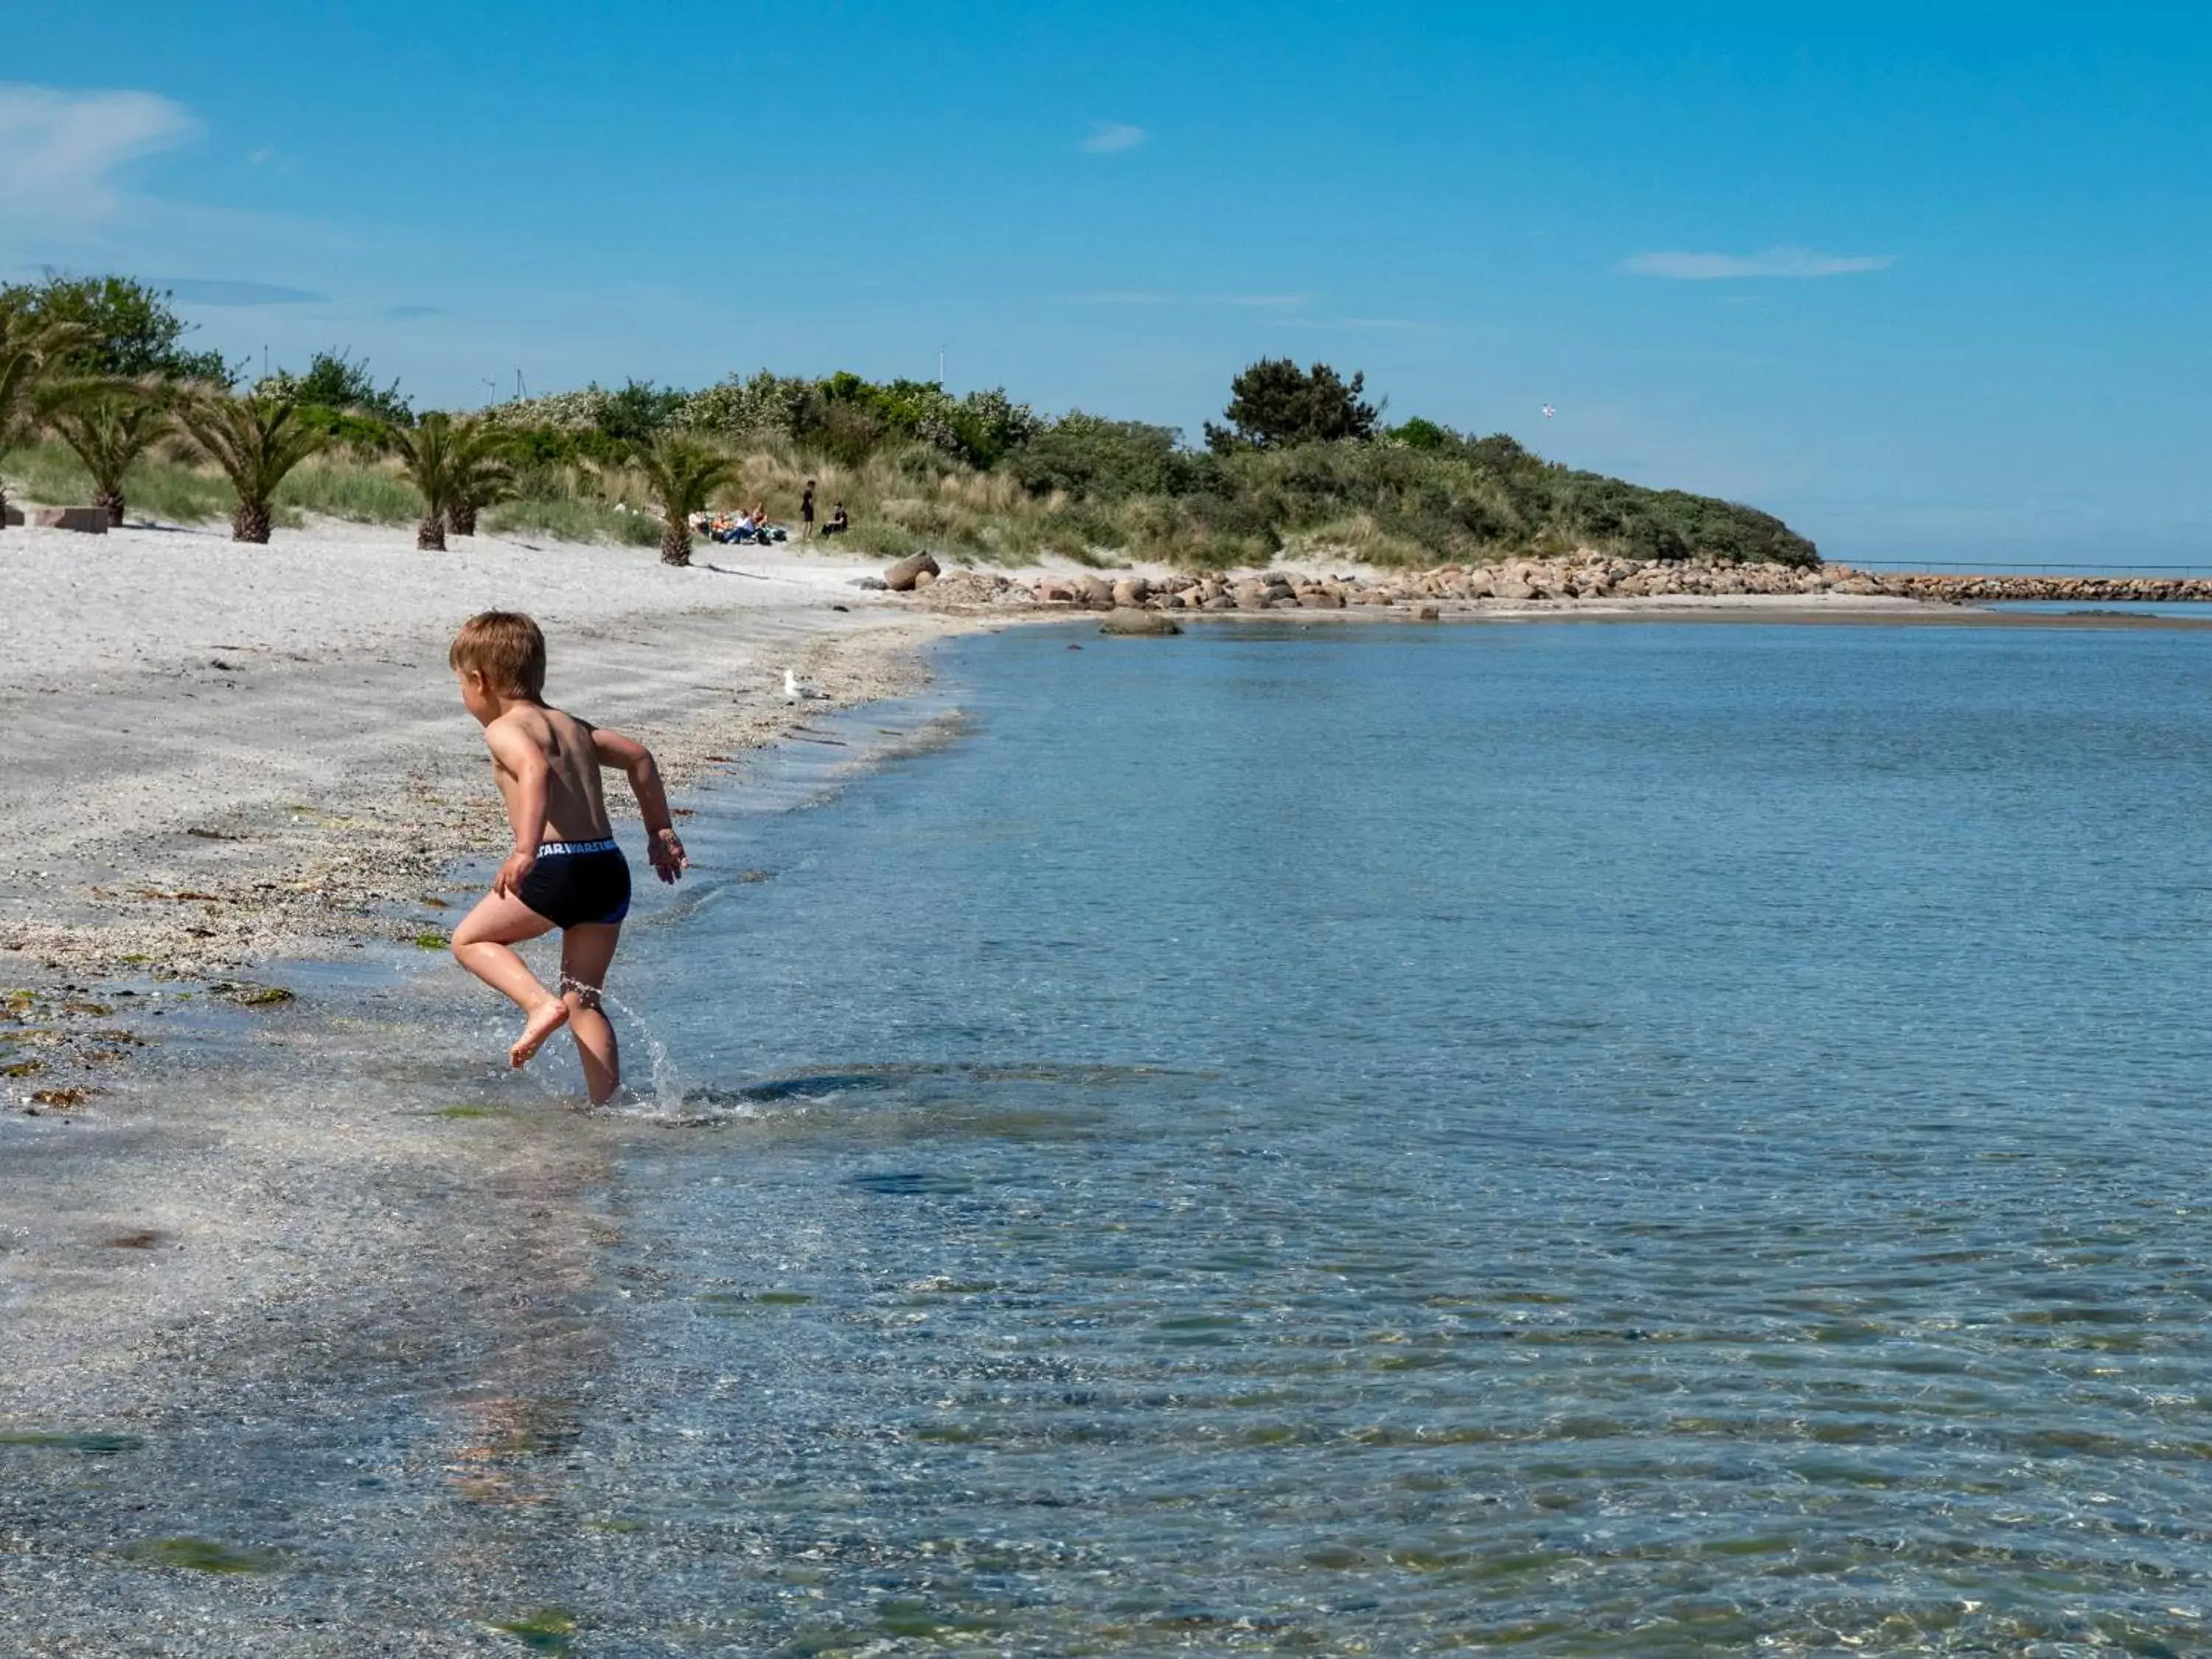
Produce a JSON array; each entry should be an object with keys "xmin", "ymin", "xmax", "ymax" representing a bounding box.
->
[{"xmin": 783, "ymin": 669, "xmax": 826, "ymax": 702}]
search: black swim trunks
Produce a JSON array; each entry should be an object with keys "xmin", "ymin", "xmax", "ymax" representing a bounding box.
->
[{"xmin": 518, "ymin": 838, "xmax": 631, "ymax": 928}]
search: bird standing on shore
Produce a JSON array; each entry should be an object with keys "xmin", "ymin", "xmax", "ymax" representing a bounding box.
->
[{"xmin": 783, "ymin": 669, "xmax": 825, "ymax": 702}]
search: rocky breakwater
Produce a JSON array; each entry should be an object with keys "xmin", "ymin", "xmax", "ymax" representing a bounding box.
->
[
  {"xmin": 893, "ymin": 554, "xmax": 2212, "ymax": 615},
  {"xmin": 1866, "ymin": 572, "xmax": 2212, "ymax": 605},
  {"xmin": 902, "ymin": 556, "xmax": 1897, "ymax": 613}
]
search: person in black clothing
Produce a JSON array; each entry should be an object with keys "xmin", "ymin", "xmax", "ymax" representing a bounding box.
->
[
  {"xmin": 821, "ymin": 501, "xmax": 849, "ymax": 537},
  {"xmin": 801, "ymin": 479, "xmax": 816, "ymax": 540}
]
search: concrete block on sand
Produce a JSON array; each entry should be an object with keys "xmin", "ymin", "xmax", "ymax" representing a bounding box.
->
[
  {"xmin": 2, "ymin": 503, "xmax": 21, "ymax": 527},
  {"xmin": 31, "ymin": 506, "xmax": 108, "ymax": 535}
]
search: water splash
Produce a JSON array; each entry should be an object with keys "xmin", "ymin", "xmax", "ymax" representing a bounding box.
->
[{"xmin": 590, "ymin": 987, "xmax": 686, "ymax": 1118}]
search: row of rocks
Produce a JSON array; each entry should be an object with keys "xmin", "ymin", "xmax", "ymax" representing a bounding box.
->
[
  {"xmin": 1867, "ymin": 573, "xmax": 2212, "ymax": 605},
  {"xmin": 877, "ymin": 552, "xmax": 2212, "ymax": 613}
]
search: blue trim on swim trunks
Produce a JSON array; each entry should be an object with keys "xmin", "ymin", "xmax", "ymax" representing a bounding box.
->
[{"xmin": 536, "ymin": 838, "xmax": 620, "ymax": 857}]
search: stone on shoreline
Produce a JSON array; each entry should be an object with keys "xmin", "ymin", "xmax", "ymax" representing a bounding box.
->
[
  {"xmin": 1099, "ymin": 608, "xmax": 1182, "ymax": 636},
  {"xmin": 883, "ymin": 552, "xmax": 940, "ymax": 591}
]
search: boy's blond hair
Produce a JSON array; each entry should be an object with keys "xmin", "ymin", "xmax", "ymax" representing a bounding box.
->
[{"xmin": 448, "ymin": 611, "xmax": 546, "ymax": 698}]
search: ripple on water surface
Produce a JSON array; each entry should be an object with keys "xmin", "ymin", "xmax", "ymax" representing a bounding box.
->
[
  {"xmin": 553, "ymin": 622, "xmax": 2212, "ymax": 1653},
  {"xmin": 20, "ymin": 620, "xmax": 2212, "ymax": 1655}
]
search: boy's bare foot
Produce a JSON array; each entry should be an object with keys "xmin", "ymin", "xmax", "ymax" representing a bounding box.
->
[{"xmin": 509, "ymin": 999, "xmax": 570, "ymax": 1068}]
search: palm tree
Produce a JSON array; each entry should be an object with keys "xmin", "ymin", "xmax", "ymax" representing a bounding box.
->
[
  {"xmin": 631, "ymin": 432, "xmax": 736, "ymax": 566},
  {"xmin": 0, "ymin": 308, "xmax": 87, "ymax": 524},
  {"xmin": 175, "ymin": 392, "xmax": 329, "ymax": 543},
  {"xmin": 440, "ymin": 416, "xmax": 518, "ymax": 538},
  {"xmin": 385, "ymin": 411, "xmax": 463, "ymax": 550},
  {"xmin": 44, "ymin": 379, "xmax": 172, "ymax": 526}
]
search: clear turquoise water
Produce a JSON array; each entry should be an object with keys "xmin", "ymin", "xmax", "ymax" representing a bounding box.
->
[
  {"xmin": 577, "ymin": 619, "xmax": 2212, "ymax": 1654},
  {"xmin": 17, "ymin": 616, "xmax": 2212, "ymax": 1655}
]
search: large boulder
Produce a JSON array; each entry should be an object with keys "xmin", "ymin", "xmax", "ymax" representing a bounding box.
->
[
  {"xmin": 1099, "ymin": 608, "xmax": 1183, "ymax": 636},
  {"xmin": 1074, "ymin": 573, "xmax": 1115, "ymax": 609},
  {"xmin": 883, "ymin": 552, "xmax": 941, "ymax": 591},
  {"xmin": 1111, "ymin": 576, "xmax": 1150, "ymax": 607}
]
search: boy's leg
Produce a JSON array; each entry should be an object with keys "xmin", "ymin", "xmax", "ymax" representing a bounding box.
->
[
  {"xmin": 560, "ymin": 923, "xmax": 623, "ymax": 1106},
  {"xmin": 451, "ymin": 891, "xmax": 568, "ymax": 1068}
]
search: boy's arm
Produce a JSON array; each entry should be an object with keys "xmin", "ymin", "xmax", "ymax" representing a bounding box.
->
[
  {"xmin": 591, "ymin": 726, "xmax": 688, "ymax": 883},
  {"xmin": 485, "ymin": 723, "xmax": 549, "ymax": 897}
]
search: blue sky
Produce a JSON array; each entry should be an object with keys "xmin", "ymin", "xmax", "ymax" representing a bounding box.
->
[{"xmin": 7, "ymin": 3, "xmax": 2208, "ymax": 560}]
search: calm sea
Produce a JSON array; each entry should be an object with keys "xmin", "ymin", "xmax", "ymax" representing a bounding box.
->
[
  {"xmin": 587, "ymin": 616, "xmax": 2212, "ymax": 1654},
  {"xmin": 19, "ymin": 615, "xmax": 2212, "ymax": 1655}
]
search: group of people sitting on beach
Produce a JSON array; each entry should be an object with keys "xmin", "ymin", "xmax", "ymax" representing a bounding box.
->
[
  {"xmin": 692, "ymin": 479, "xmax": 851, "ymax": 546},
  {"xmin": 699, "ymin": 501, "xmax": 786, "ymax": 545}
]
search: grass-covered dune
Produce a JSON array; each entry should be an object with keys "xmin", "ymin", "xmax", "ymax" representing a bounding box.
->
[
  {"xmin": 9, "ymin": 417, "xmax": 1813, "ymax": 572},
  {"xmin": 1, "ymin": 275, "xmax": 1816, "ymax": 568}
]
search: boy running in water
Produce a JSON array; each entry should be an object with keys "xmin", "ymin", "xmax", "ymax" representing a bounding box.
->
[{"xmin": 447, "ymin": 611, "xmax": 686, "ymax": 1103}]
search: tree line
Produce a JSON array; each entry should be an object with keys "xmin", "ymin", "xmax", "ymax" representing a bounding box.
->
[{"xmin": 0, "ymin": 274, "xmax": 1818, "ymax": 569}]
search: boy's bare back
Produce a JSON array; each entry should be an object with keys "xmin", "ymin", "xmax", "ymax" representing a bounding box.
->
[{"xmin": 482, "ymin": 703, "xmax": 616, "ymax": 845}]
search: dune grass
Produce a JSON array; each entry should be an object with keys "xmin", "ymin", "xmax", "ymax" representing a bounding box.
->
[
  {"xmin": 8, "ymin": 431, "xmax": 1353, "ymax": 568},
  {"xmin": 274, "ymin": 456, "xmax": 423, "ymax": 524},
  {"xmin": 486, "ymin": 495, "xmax": 661, "ymax": 547},
  {"xmin": 1, "ymin": 440, "xmax": 418, "ymax": 529},
  {"xmin": 5, "ymin": 433, "xmax": 1166, "ymax": 565}
]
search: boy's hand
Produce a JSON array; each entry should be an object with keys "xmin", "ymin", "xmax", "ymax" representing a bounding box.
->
[
  {"xmin": 494, "ymin": 847, "xmax": 536, "ymax": 897},
  {"xmin": 648, "ymin": 828, "xmax": 687, "ymax": 884}
]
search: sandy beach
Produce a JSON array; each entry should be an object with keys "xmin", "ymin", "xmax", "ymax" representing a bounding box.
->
[{"xmin": 0, "ymin": 518, "xmax": 970, "ymax": 984}]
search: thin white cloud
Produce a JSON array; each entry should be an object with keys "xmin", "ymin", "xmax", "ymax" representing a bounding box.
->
[
  {"xmin": 1622, "ymin": 246, "xmax": 1895, "ymax": 280},
  {"xmin": 0, "ymin": 83, "xmax": 196, "ymax": 222},
  {"xmin": 1071, "ymin": 291, "xmax": 1313, "ymax": 310},
  {"xmin": 150, "ymin": 276, "xmax": 325, "ymax": 306},
  {"xmin": 1081, "ymin": 122, "xmax": 1147, "ymax": 154}
]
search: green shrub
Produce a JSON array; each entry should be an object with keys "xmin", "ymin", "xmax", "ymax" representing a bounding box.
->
[
  {"xmin": 256, "ymin": 350, "xmax": 412, "ymax": 425},
  {"xmin": 1012, "ymin": 414, "xmax": 1192, "ymax": 500},
  {"xmin": 0, "ymin": 274, "xmax": 232, "ymax": 381}
]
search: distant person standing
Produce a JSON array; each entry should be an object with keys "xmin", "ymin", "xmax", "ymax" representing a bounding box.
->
[{"xmin": 801, "ymin": 479, "xmax": 816, "ymax": 540}]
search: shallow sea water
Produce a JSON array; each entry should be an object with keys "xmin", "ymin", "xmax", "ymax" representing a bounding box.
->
[
  {"xmin": 560, "ymin": 618, "xmax": 2212, "ymax": 1655},
  {"xmin": 19, "ymin": 616, "xmax": 2212, "ymax": 1655}
]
